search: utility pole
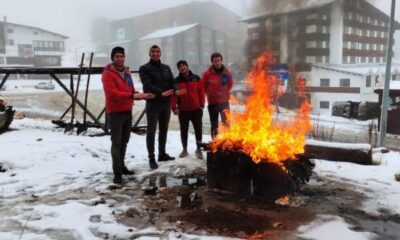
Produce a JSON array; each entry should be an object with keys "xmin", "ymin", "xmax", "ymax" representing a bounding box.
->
[{"xmin": 379, "ymin": 0, "xmax": 396, "ymax": 147}]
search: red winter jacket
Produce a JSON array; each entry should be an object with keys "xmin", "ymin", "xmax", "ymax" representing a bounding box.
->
[
  {"xmin": 201, "ymin": 66, "xmax": 233, "ymax": 105},
  {"xmin": 102, "ymin": 64, "xmax": 136, "ymax": 113},
  {"xmin": 171, "ymin": 71, "xmax": 205, "ymax": 112}
]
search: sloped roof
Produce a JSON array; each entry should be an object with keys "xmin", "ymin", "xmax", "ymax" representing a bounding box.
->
[
  {"xmin": 140, "ymin": 24, "xmax": 198, "ymax": 41},
  {"xmin": 241, "ymin": 0, "xmax": 335, "ymax": 22},
  {"xmin": 312, "ymin": 63, "xmax": 400, "ymax": 76},
  {"xmin": 0, "ymin": 21, "xmax": 68, "ymax": 39}
]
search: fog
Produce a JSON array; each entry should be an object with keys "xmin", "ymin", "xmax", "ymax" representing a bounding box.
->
[
  {"xmin": 0, "ymin": 0, "xmax": 244, "ymax": 51},
  {"xmin": 0, "ymin": 0, "xmax": 397, "ymax": 60}
]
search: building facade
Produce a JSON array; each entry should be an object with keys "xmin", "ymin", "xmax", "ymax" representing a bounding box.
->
[
  {"xmin": 104, "ymin": 1, "xmax": 246, "ymax": 70},
  {"xmin": 242, "ymin": 0, "xmax": 399, "ymax": 114},
  {"xmin": 0, "ymin": 18, "xmax": 68, "ymax": 67},
  {"xmin": 137, "ymin": 24, "xmax": 227, "ymax": 75}
]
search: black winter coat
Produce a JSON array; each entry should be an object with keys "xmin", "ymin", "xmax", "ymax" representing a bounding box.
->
[{"xmin": 139, "ymin": 60, "xmax": 176, "ymax": 103}]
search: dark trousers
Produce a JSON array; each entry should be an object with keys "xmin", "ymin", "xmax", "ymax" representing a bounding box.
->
[
  {"xmin": 109, "ymin": 111, "xmax": 132, "ymax": 178},
  {"xmin": 208, "ymin": 102, "xmax": 230, "ymax": 138},
  {"xmin": 146, "ymin": 102, "xmax": 171, "ymax": 157},
  {"xmin": 178, "ymin": 108, "xmax": 203, "ymax": 149}
]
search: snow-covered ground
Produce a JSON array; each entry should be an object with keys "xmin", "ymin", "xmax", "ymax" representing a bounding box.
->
[
  {"xmin": 0, "ymin": 74, "xmax": 142, "ymax": 95},
  {"xmin": 1, "ymin": 118, "xmax": 400, "ymax": 239}
]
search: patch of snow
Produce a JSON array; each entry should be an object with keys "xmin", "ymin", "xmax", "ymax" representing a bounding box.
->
[
  {"xmin": 306, "ymin": 139, "xmax": 371, "ymax": 151},
  {"xmin": 298, "ymin": 215, "xmax": 375, "ymax": 240}
]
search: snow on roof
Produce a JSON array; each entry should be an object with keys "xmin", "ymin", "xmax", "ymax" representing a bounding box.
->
[
  {"xmin": 108, "ymin": 40, "xmax": 133, "ymax": 45},
  {"xmin": 140, "ymin": 24, "xmax": 198, "ymax": 41},
  {"xmin": 312, "ymin": 63, "xmax": 400, "ymax": 77},
  {"xmin": 306, "ymin": 139, "xmax": 371, "ymax": 151},
  {"xmin": 1, "ymin": 21, "xmax": 68, "ymax": 39},
  {"xmin": 241, "ymin": 0, "xmax": 335, "ymax": 22}
]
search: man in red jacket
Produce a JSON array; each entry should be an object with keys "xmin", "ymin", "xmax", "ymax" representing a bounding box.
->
[
  {"xmin": 202, "ymin": 52, "xmax": 233, "ymax": 138},
  {"xmin": 102, "ymin": 46, "xmax": 154, "ymax": 184},
  {"xmin": 171, "ymin": 60, "xmax": 205, "ymax": 159}
]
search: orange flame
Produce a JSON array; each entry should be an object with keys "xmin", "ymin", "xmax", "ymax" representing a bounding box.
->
[
  {"xmin": 211, "ymin": 51, "xmax": 312, "ymax": 165},
  {"xmin": 230, "ymin": 94, "xmax": 239, "ymax": 105}
]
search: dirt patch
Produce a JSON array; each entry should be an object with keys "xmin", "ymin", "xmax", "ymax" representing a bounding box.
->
[{"xmin": 118, "ymin": 173, "xmax": 387, "ymax": 240}]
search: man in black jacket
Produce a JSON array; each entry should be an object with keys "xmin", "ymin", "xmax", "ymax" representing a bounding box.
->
[{"xmin": 139, "ymin": 45, "xmax": 185, "ymax": 169}]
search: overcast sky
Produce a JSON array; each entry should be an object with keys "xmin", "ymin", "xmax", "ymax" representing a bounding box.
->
[{"xmin": 0, "ymin": 0, "xmax": 395, "ymax": 52}]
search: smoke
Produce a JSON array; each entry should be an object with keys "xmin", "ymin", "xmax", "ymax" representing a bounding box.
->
[{"xmin": 248, "ymin": 0, "xmax": 328, "ymax": 16}]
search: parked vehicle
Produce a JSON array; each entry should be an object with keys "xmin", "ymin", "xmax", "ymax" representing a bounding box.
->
[{"xmin": 34, "ymin": 81, "xmax": 55, "ymax": 90}]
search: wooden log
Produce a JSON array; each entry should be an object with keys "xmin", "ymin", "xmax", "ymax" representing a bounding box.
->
[
  {"xmin": 207, "ymin": 151, "xmax": 252, "ymax": 195},
  {"xmin": 304, "ymin": 140, "xmax": 372, "ymax": 165}
]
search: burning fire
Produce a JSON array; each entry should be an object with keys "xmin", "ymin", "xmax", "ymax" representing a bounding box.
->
[
  {"xmin": 230, "ymin": 94, "xmax": 240, "ymax": 105},
  {"xmin": 211, "ymin": 51, "xmax": 312, "ymax": 165}
]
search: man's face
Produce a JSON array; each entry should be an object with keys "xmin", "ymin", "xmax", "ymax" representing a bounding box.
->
[
  {"xmin": 178, "ymin": 64, "xmax": 189, "ymax": 75},
  {"xmin": 212, "ymin": 57, "xmax": 223, "ymax": 70},
  {"xmin": 149, "ymin": 47, "xmax": 161, "ymax": 61},
  {"xmin": 112, "ymin": 53, "xmax": 125, "ymax": 69}
]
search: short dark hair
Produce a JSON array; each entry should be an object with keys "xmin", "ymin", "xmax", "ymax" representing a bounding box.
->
[
  {"xmin": 149, "ymin": 45, "xmax": 161, "ymax": 52},
  {"xmin": 176, "ymin": 60, "xmax": 188, "ymax": 69},
  {"xmin": 211, "ymin": 52, "xmax": 223, "ymax": 62},
  {"xmin": 111, "ymin": 46, "xmax": 125, "ymax": 61}
]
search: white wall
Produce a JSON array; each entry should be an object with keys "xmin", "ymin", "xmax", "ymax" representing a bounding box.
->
[
  {"xmin": 5, "ymin": 23, "xmax": 66, "ymax": 57},
  {"xmin": 329, "ymin": 1, "xmax": 344, "ymax": 64},
  {"xmin": 307, "ymin": 67, "xmax": 379, "ymax": 114}
]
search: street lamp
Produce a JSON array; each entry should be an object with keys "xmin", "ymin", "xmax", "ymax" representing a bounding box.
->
[{"xmin": 379, "ymin": 0, "xmax": 396, "ymax": 147}]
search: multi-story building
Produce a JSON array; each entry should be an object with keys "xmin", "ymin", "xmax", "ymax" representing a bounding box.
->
[
  {"xmin": 242, "ymin": 0, "xmax": 400, "ymax": 114},
  {"xmin": 138, "ymin": 24, "xmax": 227, "ymax": 75},
  {"xmin": 0, "ymin": 17, "xmax": 68, "ymax": 67},
  {"xmin": 104, "ymin": 1, "xmax": 246, "ymax": 70}
]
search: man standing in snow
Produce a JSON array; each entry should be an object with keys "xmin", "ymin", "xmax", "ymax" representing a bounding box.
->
[
  {"xmin": 202, "ymin": 52, "xmax": 233, "ymax": 138},
  {"xmin": 102, "ymin": 46, "xmax": 154, "ymax": 185},
  {"xmin": 139, "ymin": 45, "xmax": 186, "ymax": 170},
  {"xmin": 171, "ymin": 60, "xmax": 205, "ymax": 159}
]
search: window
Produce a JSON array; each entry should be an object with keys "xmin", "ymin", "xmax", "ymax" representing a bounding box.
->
[
  {"xmin": 0, "ymin": 57, "xmax": 4, "ymax": 64},
  {"xmin": 117, "ymin": 28, "xmax": 125, "ymax": 40},
  {"xmin": 306, "ymin": 56, "xmax": 316, "ymax": 63},
  {"xmin": 361, "ymin": 56, "xmax": 367, "ymax": 63},
  {"xmin": 340, "ymin": 78, "xmax": 351, "ymax": 87},
  {"xmin": 251, "ymin": 32, "xmax": 260, "ymax": 40},
  {"xmin": 186, "ymin": 37, "xmax": 195, "ymax": 43},
  {"xmin": 393, "ymin": 74, "xmax": 397, "ymax": 80},
  {"xmin": 306, "ymin": 41, "xmax": 317, "ymax": 48},
  {"xmin": 306, "ymin": 25, "xmax": 317, "ymax": 33},
  {"xmin": 251, "ymin": 46, "xmax": 260, "ymax": 53},
  {"xmin": 320, "ymin": 78, "xmax": 330, "ymax": 87},
  {"xmin": 7, "ymin": 28, "xmax": 13, "ymax": 33},
  {"xmin": 375, "ymin": 76, "xmax": 379, "ymax": 85},
  {"xmin": 306, "ymin": 13, "xmax": 318, "ymax": 20},
  {"xmin": 33, "ymin": 31, "xmax": 39, "ymax": 35},
  {"xmin": 350, "ymin": 56, "xmax": 356, "ymax": 63},
  {"xmin": 369, "ymin": 56, "xmax": 373, "ymax": 63},
  {"xmin": 8, "ymin": 39, "xmax": 14, "ymax": 46},
  {"xmin": 320, "ymin": 101, "xmax": 330, "ymax": 109},
  {"xmin": 366, "ymin": 76, "xmax": 371, "ymax": 87}
]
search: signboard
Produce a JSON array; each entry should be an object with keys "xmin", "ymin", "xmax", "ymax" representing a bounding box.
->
[
  {"xmin": 271, "ymin": 64, "xmax": 289, "ymax": 85},
  {"xmin": 18, "ymin": 44, "xmax": 33, "ymax": 58}
]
